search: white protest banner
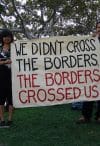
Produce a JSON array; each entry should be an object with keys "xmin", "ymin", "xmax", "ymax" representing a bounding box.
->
[{"xmin": 11, "ymin": 36, "xmax": 100, "ymax": 108}]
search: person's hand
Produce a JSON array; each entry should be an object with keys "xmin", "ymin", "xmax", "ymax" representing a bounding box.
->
[
  {"xmin": 4, "ymin": 59, "xmax": 12, "ymax": 64},
  {"xmin": 92, "ymin": 32, "xmax": 97, "ymax": 37}
]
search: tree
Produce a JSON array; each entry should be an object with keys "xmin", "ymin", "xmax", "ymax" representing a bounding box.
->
[{"xmin": 0, "ymin": 0, "xmax": 100, "ymax": 39}]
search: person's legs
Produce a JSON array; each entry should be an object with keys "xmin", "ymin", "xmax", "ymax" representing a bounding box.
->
[
  {"xmin": 0, "ymin": 96, "xmax": 6, "ymax": 122},
  {"xmin": 0, "ymin": 105, "xmax": 4, "ymax": 121},
  {"xmin": 76, "ymin": 101, "xmax": 94, "ymax": 123},
  {"xmin": 82, "ymin": 101, "xmax": 94, "ymax": 120},
  {"xmin": 8, "ymin": 105, "xmax": 13, "ymax": 121},
  {"xmin": 95, "ymin": 101, "xmax": 100, "ymax": 121},
  {"xmin": 0, "ymin": 105, "xmax": 8, "ymax": 127},
  {"xmin": 6, "ymin": 83, "xmax": 13, "ymax": 124}
]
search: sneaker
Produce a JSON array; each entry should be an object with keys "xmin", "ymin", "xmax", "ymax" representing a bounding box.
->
[
  {"xmin": 0, "ymin": 121, "xmax": 9, "ymax": 128},
  {"xmin": 76, "ymin": 117, "xmax": 91, "ymax": 124}
]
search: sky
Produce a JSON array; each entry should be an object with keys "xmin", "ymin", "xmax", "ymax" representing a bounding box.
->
[{"xmin": 17, "ymin": 0, "xmax": 27, "ymax": 5}]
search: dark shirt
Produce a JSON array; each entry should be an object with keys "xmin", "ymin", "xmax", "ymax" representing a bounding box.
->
[{"xmin": 0, "ymin": 52, "xmax": 11, "ymax": 87}]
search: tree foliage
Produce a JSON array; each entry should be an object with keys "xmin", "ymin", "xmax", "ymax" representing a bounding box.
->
[{"xmin": 0, "ymin": 0, "xmax": 100, "ymax": 39}]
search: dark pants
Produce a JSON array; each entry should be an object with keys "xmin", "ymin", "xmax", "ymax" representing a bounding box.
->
[{"xmin": 82, "ymin": 101, "xmax": 100, "ymax": 120}]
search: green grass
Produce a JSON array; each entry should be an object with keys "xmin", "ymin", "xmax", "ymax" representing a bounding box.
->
[{"xmin": 0, "ymin": 104, "xmax": 100, "ymax": 146}]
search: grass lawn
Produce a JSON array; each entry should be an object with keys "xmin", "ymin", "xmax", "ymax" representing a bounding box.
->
[{"xmin": 0, "ymin": 104, "xmax": 100, "ymax": 146}]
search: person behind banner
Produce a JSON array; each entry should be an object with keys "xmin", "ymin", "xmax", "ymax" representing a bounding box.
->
[
  {"xmin": 0, "ymin": 29, "xmax": 14, "ymax": 128},
  {"xmin": 76, "ymin": 21, "xmax": 100, "ymax": 124}
]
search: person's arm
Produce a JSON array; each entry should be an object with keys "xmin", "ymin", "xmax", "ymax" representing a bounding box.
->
[{"xmin": 0, "ymin": 58, "xmax": 12, "ymax": 65}]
